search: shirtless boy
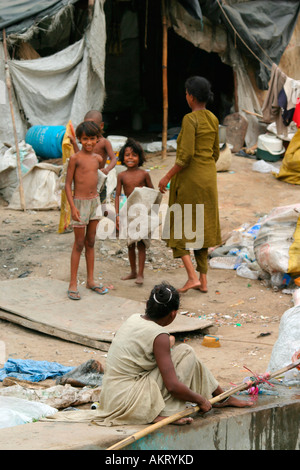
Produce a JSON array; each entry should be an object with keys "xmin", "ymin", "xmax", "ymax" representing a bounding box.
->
[
  {"xmin": 65, "ymin": 121, "xmax": 108, "ymax": 300},
  {"xmin": 70, "ymin": 110, "xmax": 117, "ymax": 204},
  {"xmin": 115, "ymin": 138, "xmax": 154, "ymax": 285}
]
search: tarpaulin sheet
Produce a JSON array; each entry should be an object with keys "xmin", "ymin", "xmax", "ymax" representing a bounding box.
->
[
  {"xmin": 219, "ymin": 0, "xmax": 300, "ymax": 89},
  {"xmin": 0, "ymin": 0, "xmax": 106, "ymax": 144},
  {"xmin": 0, "ymin": 0, "xmax": 79, "ymax": 36},
  {"xmin": 171, "ymin": 1, "xmax": 299, "ymax": 89},
  {"xmin": 0, "ymin": 358, "xmax": 74, "ymax": 382}
]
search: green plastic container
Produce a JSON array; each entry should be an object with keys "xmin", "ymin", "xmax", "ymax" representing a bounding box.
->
[{"xmin": 256, "ymin": 147, "xmax": 283, "ymax": 162}]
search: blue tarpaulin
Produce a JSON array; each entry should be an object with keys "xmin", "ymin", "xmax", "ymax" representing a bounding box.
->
[{"xmin": 0, "ymin": 359, "xmax": 74, "ymax": 382}]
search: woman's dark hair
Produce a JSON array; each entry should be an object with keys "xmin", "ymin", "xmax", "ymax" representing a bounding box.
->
[
  {"xmin": 119, "ymin": 138, "xmax": 146, "ymax": 167},
  {"xmin": 76, "ymin": 121, "xmax": 101, "ymax": 140},
  {"xmin": 145, "ymin": 282, "xmax": 180, "ymax": 320},
  {"xmin": 185, "ymin": 76, "xmax": 214, "ymax": 104}
]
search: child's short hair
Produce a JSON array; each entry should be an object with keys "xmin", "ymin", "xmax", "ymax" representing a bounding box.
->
[
  {"xmin": 84, "ymin": 110, "xmax": 103, "ymax": 129},
  {"xmin": 119, "ymin": 138, "xmax": 145, "ymax": 167},
  {"xmin": 76, "ymin": 121, "xmax": 101, "ymax": 140}
]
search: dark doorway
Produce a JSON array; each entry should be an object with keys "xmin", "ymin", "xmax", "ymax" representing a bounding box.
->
[{"xmin": 103, "ymin": 0, "xmax": 234, "ymax": 137}]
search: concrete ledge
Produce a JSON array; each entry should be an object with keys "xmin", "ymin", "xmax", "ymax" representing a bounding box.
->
[{"xmin": 0, "ymin": 390, "xmax": 299, "ymax": 450}]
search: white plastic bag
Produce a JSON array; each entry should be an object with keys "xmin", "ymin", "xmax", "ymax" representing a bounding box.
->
[
  {"xmin": 209, "ymin": 256, "xmax": 237, "ymax": 269},
  {"xmin": 267, "ymin": 305, "xmax": 300, "ymax": 385},
  {"xmin": 0, "ymin": 396, "xmax": 57, "ymax": 429},
  {"xmin": 236, "ymin": 264, "xmax": 259, "ymax": 279},
  {"xmin": 252, "ymin": 160, "xmax": 279, "ymax": 174}
]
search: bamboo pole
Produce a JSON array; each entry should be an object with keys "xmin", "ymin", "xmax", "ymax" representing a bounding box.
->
[
  {"xmin": 242, "ymin": 108, "xmax": 263, "ymax": 119},
  {"xmin": 161, "ymin": 0, "xmax": 168, "ymax": 160},
  {"xmin": 233, "ymin": 70, "xmax": 239, "ymax": 112},
  {"xmin": 2, "ymin": 29, "xmax": 26, "ymax": 211},
  {"xmin": 106, "ymin": 360, "xmax": 300, "ymax": 450}
]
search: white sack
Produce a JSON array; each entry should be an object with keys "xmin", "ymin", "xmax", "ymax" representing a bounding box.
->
[
  {"xmin": 267, "ymin": 305, "xmax": 300, "ymax": 385},
  {"xmin": 216, "ymin": 144, "xmax": 232, "ymax": 172},
  {"xmin": 254, "ymin": 204, "xmax": 300, "ymax": 274},
  {"xmin": 0, "ymin": 141, "xmax": 38, "ymax": 202},
  {"xmin": 8, "ymin": 162, "xmax": 61, "ymax": 210}
]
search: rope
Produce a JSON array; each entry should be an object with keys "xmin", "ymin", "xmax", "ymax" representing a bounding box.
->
[
  {"xmin": 216, "ymin": 0, "xmax": 273, "ymax": 72},
  {"xmin": 230, "ymin": 365, "xmax": 275, "ymax": 398}
]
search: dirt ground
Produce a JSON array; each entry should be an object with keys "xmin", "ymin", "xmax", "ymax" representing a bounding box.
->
[{"xmin": 0, "ymin": 151, "xmax": 299, "ymax": 391}]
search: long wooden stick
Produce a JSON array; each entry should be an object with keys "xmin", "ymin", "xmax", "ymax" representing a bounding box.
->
[
  {"xmin": 242, "ymin": 108, "xmax": 263, "ymax": 119},
  {"xmin": 2, "ymin": 29, "xmax": 26, "ymax": 211},
  {"xmin": 106, "ymin": 360, "xmax": 300, "ymax": 450},
  {"xmin": 161, "ymin": 0, "xmax": 168, "ymax": 160}
]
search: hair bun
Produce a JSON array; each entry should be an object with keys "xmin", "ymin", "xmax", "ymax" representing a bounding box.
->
[{"xmin": 154, "ymin": 285, "xmax": 173, "ymax": 305}]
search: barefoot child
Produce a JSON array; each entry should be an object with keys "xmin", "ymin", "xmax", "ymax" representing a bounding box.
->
[
  {"xmin": 115, "ymin": 138, "xmax": 154, "ymax": 285},
  {"xmin": 65, "ymin": 121, "xmax": 108, "ymax": 300},
  {"xmin": 92, "ymin": 283, "xmax": 253, "ymax": 425}
]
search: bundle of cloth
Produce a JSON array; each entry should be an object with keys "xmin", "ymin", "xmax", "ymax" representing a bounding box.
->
[{"xmin": 262, "ymin": 63, "xmax": 300, "ymax": 138}]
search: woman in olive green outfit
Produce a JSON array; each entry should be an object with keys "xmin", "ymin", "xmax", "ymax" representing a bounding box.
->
[{"xmin": 159, "ymin": 76, "xmax": 221, "ymax": 293}]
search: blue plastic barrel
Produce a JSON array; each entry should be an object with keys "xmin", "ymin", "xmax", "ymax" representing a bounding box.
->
[{"xmin": 25, "ymin": 125, "xmax": 66, "ymax": 159}]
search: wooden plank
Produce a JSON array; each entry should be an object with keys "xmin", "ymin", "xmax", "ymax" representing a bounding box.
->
[
  {"xmin": 0, "ymin": 308, "xmax": 110, "ymax": 352},
  {"xmin": 0, "ymin": 278, "xmax": 212, "ymax": 350}
]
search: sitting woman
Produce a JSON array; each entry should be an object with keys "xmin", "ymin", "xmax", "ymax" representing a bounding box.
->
[{"xmin": 93, "ymin": 282, "xmax": 253, "ymax": 426}]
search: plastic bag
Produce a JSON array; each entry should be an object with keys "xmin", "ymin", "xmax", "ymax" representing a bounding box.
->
[
  {"xmin": 236, "ymin": 264, "xmax": 260, "ymax": 280},
  {"xmin": 254, "ymin": 204, "xmax": 300, "ymax": 275},
  {"xmin": 267, "ymin": 304, "xmax": 300, "ymax": 385},
  {"xmin": 252, "ymin": 160, "xmax": 279, "ymax": 174},
  {"xmin": 0, "ymin": 396, "xmax": 57, "ymax": 429},
  {"xmin": 209, "ymin": 256, "xmax": 237, "ymax": 270}
]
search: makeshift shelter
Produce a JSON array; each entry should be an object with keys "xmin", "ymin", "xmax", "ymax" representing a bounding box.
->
[
  {"xmin": 0, "ymin": 0, "xmax": 299, "ymax": 149},
  {"xmin": 102, "ymin": 0, "xmax": 300, "ymax": 147},
  {"xmin": 0, "ymin": 0, "xmax": 106, "ymax": 145}
]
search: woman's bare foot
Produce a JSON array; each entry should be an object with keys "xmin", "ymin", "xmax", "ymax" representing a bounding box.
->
[
  {"xmin": 192, "ymin": 284, "xmax": 208, "ymax": 293},
  {"xmin": 121, "ymin": 272, "xmax": 137, "ymax": 280},
  {"xmin": 177, "ymin": 279, "xmax": 201, "ymax": 293},
  {"xmin": 192, "ymin": 274, "xmax": 208, "ymax": 292},
  {"xmin": 135, "ymin": 275, "xmax": 144, "ymax": 285},
  {"xmin": 214, "ymin": 396, "xmax": 253, "ymax": 408},
  {"xmin": 199, "ymin": 273, "xmax": 207, "ymax": 292},
  {"xmin": 153, "ymin": 415, "xmax": 193, "ymax": 425}
]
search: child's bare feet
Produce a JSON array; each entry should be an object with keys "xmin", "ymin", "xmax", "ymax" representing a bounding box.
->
[
  {"xmin": 135, "ymin": 275, "xmax": 144, "ymax": 285},
  {"xmin": 121, "ymin": 272, "xmax": 137, "ymax": 280},
  {"xmin": 153, "ymin": 415, "xmax": 193, "ymax": 425}
]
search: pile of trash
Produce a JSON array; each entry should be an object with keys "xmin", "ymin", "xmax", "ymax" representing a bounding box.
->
[
  {"xmin": 209, "ymin": 203, "xmax": 300, "ymax": 293},
  {"xmin": 0, "ymin": 359, "xmax": 104, "ymax": 429}
]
